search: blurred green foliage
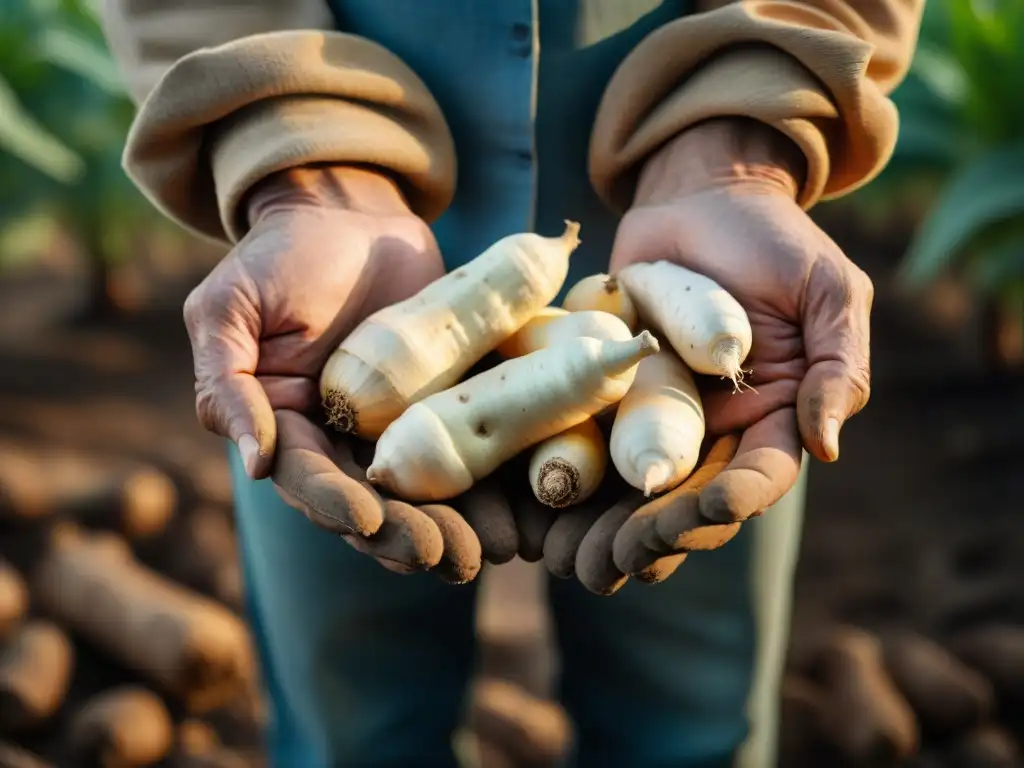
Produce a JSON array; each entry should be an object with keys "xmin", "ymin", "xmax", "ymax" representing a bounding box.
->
[
  {"xmin": 0, "ymin": 0, "xmax": 169, "ymax": 270},
  {"xmin": 862, "ymin": 0, "xmax": 1024, "ymax": 313}
]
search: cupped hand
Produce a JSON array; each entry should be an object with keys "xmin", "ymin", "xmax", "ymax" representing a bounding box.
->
[
  {"xmin": 609, "ymin": 118, "xmax": 873, "ymax": 525},
  {"xmin": 538, "ymin": 434, "xmax": 741, "ymax": 595},
  {"xmin": 183, "ymin": 165, "xmax": 515, "ymax": 581},
  {"xmin": 183, "ymin": 165, "xmax": 444, "ymax": 480}
]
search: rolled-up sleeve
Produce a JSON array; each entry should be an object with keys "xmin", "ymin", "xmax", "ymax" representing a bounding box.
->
[
  {"xmin": 100, "ymin": 1, "xmax": 457, "ymax": 244},
  {"xmin": 588, "ymin": 0, "xmax": 925, "ymax": 212}
]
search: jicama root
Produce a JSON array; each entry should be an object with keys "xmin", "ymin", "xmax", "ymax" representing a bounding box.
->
[
  {"xmin": 367, "ymin": 332, "xmax": 658, "ymax": 501},
  {"xmin": 948, "ymin": 724, "xmax": 1021, "ymax": 767},
  {"xmin": 617, "ymin": 260, "xmax": 752, "ymax": 390},
  {"xmin": 949, "ymin": 624, "xmax": 1024, "ymax": 704},
  {"xmin": 31, "ymin": 524, "xmax": 254, "ymax": 713},
  {"xmin": 467, "ymin": 678, "xmax": 572, "ymax": 767},
  {"xmin": 69, "ymin": 686, "xmax": 174, "ymax": 768},
  {"xmin": 171, "ymin": 720, "xmax": 250, "ymax": 768},
  {"xmin": 321, "ymin": 221, "xmax": 581, "ymax": 439},
  {"xmin": 881, "ymin": 630, "xmax": 994, "ymax": 734},
  {"xmin": 562, "ymin": 273, "xmax": 638, "ymax": 331},
  {"xmin": 610, "ymin": 348, "xmax": 705, "ymax": 496},
  {"xmin": 0, "ymin": 559, "xmax": 28, "ymax": 642},
  {"xmin": 496, "ymin": 308, "xmax": 632, "ymax": 359},
  {"xmin": 0, "ymin": 443, "xmax": 176, "ymax": 537},
  {"xmin": 500, "ymin": 309, "xmax": 630, "ymax": 509},
  {"xmin": 815, "ymin": 626, "xmax": 918, "ymax": 763},
  {"xmin": 145, "ymin": 507, "xmax": 243, "ymax": 611},
  {"xmin": 0, "ymin": 620, "xmax": 74, "ymax": 732},
  {"xmin": 0, "ymin": 742, "xmax": 53, "ymax": 768},
  {"xmin": 529, "ymin": 419, "xmax": 607, "ymax": 508},
  {"xmin": 779, "ymin": 676, "xmax": 833, "ymax": 765}
]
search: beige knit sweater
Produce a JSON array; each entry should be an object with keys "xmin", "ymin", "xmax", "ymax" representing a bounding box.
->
[{"xmin": 100, "ymin": 0, "xmax": 925, "ymax": 244}]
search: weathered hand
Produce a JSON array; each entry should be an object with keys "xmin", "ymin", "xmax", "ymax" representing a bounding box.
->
[
  {"xmin": 609, "ymin": 117, "xmax": 873, "ymax": 525},
  {"xmin": 183, "ymin": 165, "xmax": 444, "ymax": 479},
  {"xmin": 182, "ymin": 165, "xmax": 514, "ymax": 580},
  {"xmin": 540, "ymin": 434, "xmax": 740, "ymax": 595}
]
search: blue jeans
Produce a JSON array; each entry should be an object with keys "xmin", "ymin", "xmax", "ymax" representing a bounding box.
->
[{"xmin": 228, "ymin": 447, "xmax": 807, "ymax": 767}]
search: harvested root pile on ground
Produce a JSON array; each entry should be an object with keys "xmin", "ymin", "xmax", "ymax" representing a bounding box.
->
[
  {"xmin": 0, "ymin": 444, "xmax": 265, "ymax": 767},
  {"xmin": 780, "ymin": 623, "xmax": 1024, "ymax": 766},
  {"xmin": 458, "ymin": 677, "xmax": 573, "ymax": 768}
]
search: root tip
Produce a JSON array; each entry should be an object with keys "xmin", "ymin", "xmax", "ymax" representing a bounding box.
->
[
  {"xmin": 637, "ymin": 330, "xmax": 660, "ymax": 354},
  {"xmin": 322, "ymin": 390, "xmax": 358, "ymax": 434},
  {"xmin": 640, "ymin": 456, "xmax": 674, "ymax": 497},
  {"xmin": 535, "ymin": 458, "xmax": 581, "ymax": 509},
  {"xmin": 561, "ymin": 220, "xmax": 582, "ymax": 252}
]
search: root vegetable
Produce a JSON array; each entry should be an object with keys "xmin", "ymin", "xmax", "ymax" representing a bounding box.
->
[
  {"xmin": 881, "ymin": 630, "xmax": 994, "ymax": 735},
  {"xmin": 31, "ymin": 525, "xmax": 254, "ymax": 713},
  {"xmin": 367, "ymin": 332, "xmax": 659, "ymax": 501},
  {"xmin": 145, "ymin": 507, "xmax": 243, "ymax": 611},
  {"xmin": 0, "ymin": 559, "xmax": 27, "ymax": 642},
  {"xmin": 468, "ymin": 678, "xmax": 571, "ymax": 766},
  {"xmin": 0, "ymin": 443, "xmax": 176, "ymax": 537},
  {"xmin": 529, "ymin": 419, "xmax": 607, "ymax": 509},
  {"xmin": 779, "ymin": 676, "xmax": 833, "ymax": 765},
  {"xmin": 496, "ymin": 308, "xmax": 632, "ymax": 359},
  {"xmin": 950, "ymin": 625, "xmax": 1024, "ymax": 704},
  {"xmin": 562, "ymin": 273, "xmax": 638, "ymax": 331},
  {"xmin": 320, "ymin": 221, "xmax": 582, "ymax": 439},
  {"xmin": 499, "ymin": 310, "xmax": 631, "ymax": 509},
  {"xmin": 0, "ymin": 742, "xmax": 53, "ymax": 768},
  {"xmin": 610, "ymin": 349, "xmax": 705, "ymax": 496},
  {"xmin": 948, "ymin": 724, "xmax": 1021, "ymax": 767},
  {"xmin": 617, "ymin": 261, "xmax": 752, "ymax": 389},
  {"xmin": 816, "ymin": 626, "xmax": 918, "ymax": 763},
  {"xmin": 69, "ymin": 686, "xmax": 174, "ymax": 767},
  {"xmin": 0, "ymin": 620, "xmax": 73, "ymax": 732}
]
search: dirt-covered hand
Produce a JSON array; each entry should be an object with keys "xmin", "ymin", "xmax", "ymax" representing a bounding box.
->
[
  {"xmin": 541, "ymin": 435, "xmax": 740, "ymax": 595},
  {"xmin": 271, "ymin": 410, "xmax": 518, "ymax": 583},
  {"xmin": 182, "ymin": 165, "xmax": 444, "ymax": 480},
  {"xmin": 610, "ymin": 117, "xmax": 872, "ymax": 524}
]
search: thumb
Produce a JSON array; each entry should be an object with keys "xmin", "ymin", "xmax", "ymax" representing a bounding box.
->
[
  {"xmin": 798, "ymin": 259, "xmax": 873, "ymax": 463},
  {"xmin": 184, "ymin": 278, "xmax": 276, "ymax": 479}
]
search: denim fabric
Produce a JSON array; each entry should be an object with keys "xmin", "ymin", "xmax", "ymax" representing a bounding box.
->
[{"xmin": 228, "ymin": 3, "xmax": 791, "ymax": 766}]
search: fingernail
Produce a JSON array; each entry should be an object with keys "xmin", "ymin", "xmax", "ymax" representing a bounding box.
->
[
  {"xmin": 238, "ymin": 434, "xmax": 261, "ymax": 477},
  {"xmin": 822, "ymin": 418, "xmax": 841, "ymax": 461}
]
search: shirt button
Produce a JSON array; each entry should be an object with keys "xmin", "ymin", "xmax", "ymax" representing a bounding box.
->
[{"xmin": 511, "ymin": 23, "xmax": 530, "ymax": 41}]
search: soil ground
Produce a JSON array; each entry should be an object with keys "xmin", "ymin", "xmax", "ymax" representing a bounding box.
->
[{"xmin": 1, "ymin": 204, "xmax": 1022, "ymax": 763}]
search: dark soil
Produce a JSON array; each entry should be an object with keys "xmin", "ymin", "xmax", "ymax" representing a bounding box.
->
[{"xmin": 0, "ymin": 203, "xmax": 1022, "ymax": 766}]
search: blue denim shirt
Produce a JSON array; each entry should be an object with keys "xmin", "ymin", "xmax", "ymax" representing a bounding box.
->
[{"xmin": 325, "ymin": 1, "xmax": 694, "ymax": 294}]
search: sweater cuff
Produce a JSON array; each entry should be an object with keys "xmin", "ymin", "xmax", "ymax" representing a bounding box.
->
[
  {"xmin": 123, "ymin": 30, "xmax": 457, "ymax": 244},
  {"xmin": 589, "ymin": 2, "xmax": 900, "ymax": 212}
]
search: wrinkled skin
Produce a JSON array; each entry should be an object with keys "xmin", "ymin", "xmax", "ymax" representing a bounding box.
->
[
  {"xmin": 182, "ymin": 166, "xmax": 513, "ymax": 580},
  {"xmin": 548, "ymin": 117, "xmax": 873, "ymax": 591}
]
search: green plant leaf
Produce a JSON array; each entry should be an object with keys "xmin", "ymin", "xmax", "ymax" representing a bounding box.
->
[
  {"xmin": 34, "ymin": 25, "xmax": 124, "ymax": 96},
  {"xmin": 968, "ymin": 238, "xmax": 1024, "ymax": 292},
  {"xmin": 0, "ymin": 72, "xmax": 84, "ymax": 183},
  {"xmin": 898, "ymin": 144, "xmax": 1024, "ymax": 286}
]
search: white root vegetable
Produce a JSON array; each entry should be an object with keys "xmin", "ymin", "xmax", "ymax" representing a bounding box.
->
[
  {"xmin": 562, "ymin": 273, "xmax": 639, "ymax": 331},
  {"xmin": 617, "ymin": 260, "xmax": 752, "ymax": 390},
  {"xmin": 496, "ymin": 309, "xmax": 632, "ymax": 359},
  {"xmin": 529, "ymin": 419, "xmax": 607, "ymax": 508},
  {"xmin": 320, "ymin": 221, "xmax": 582, "ymax": 439},
  {"xmin": 366, "ymin": 332, "xmax": 660, "ymax": 501},
  {"xmin": 610, "ymin": 349, "xmax": 705, "ymax": 496},
  {"xmin": 498, "ymin": 309, "xmax": 631, "ymax": 507}
]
